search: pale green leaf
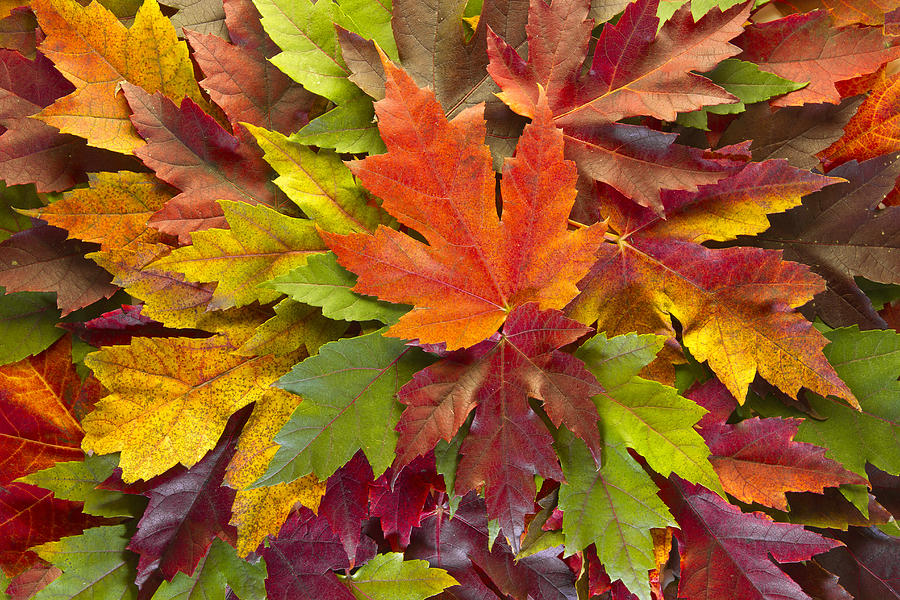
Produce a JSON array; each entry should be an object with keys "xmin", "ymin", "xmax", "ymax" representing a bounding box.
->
[
  {"xmin": 255, "ymin": 330, "xmax": 431, "ymax": 483},
  {"xmin": 264, "ymin": 252, "xmax": 408, "ymax": 323},
  {"xmin": 32, "ymin": 525, "xmax": 139, "ymax": 600},
  {"xmin": 16, "ymin": 454, "xmax": 145, "ymax": 518},
  {"xmin": 149, "ymin": 539, "xmax": 266, "ymax": 600},
  {"xmin": 333, "ymin": 0, "xmax": 398, "ymax": 59},
  {"xmin": 341, "ymin": 553, "xmax": 456, "ymax": 600},
  {"xmin": 245, "ymin": 124, "xmax": 389, "ymax": 234},
  {"xmin": 149, "ymin": 200, "xmax": 326, "ymax": 310},
  {"xmin": 576, "ymin": 333, "xmax": 723, "ymax": 496},
  {"xmin": 556, "ymin": 430, "xmax": 674, "ymax": 600},
  {"xmin": 291, "ymin": 97, "xmax": 385, "ymax": 155}
]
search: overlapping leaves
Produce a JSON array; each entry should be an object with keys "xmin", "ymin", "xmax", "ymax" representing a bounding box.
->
[{"xmin": 0, "ymin": 0, "xmax": 898, "ymax": 598}]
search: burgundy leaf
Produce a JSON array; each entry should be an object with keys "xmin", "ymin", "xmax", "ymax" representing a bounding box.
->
[{"xmin": 319, "ymin": 451, "xmax": 374, "ymax": 567}]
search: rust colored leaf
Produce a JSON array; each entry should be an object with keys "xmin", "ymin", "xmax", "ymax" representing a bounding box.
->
[
  {"xmin": 123, "ymin": 82, "xmax": 276, "ymax": 243},
  {"xmin": 734, "ymin": 10, "xmax": 900, "ymax": 107},
  {"xmin": 689, "ymin": 379, "xmax": 867, "ymax": 510},
  {"xmin": 321, "ymin": 56, "xmax": 605, "ymax": 349},
  {"xmin": 0, "ymin": 223, "xmax": 118, "ymax": 315},
  {"xmin": 186, "ymin": 0, "xmax": 319, "ymax": 134},
  {"xmin": 0, "ymin": 336, "xmax": 100, "ymax": 485},
  {"xmin": 822, "ymin": 0, "xmax": 900, "ymax": 26},
  {"xmin": 820, "ymin": 70, "xmax": 900, "ymax": 168}
]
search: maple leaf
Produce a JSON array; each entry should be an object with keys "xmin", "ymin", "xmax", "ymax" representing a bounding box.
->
[
  {"xmin": 319, "ymin": 451, "xmax": 374, "ymax": 567},
  {"xmin": 341, "ymin": 553, "xmax": 458, "ymax": 600},
  {"xmin": 555, "ymin": 429, "xmax": 675, "ymax": 600},
  {"xmin": 0, "ymin": 291, "xmax": 63, "ymax": 365},
  {"xmin": 88, "ymin": 242, "xmax": 216, "ymax": 329},
  {"xmin": 688, "ymin": 378, "xmax": 867, "ymax": 510},
  {"xmin": 30, "ymin": 0, "xmax": 204, "ymax": 154},
  {"xmin": 336, "ymin": 0, "xmax": 530, "ymax": 163},
  {"xmin": 406, "ymin": 491, "xmax": 577, "ymax": 600},
  {"xmin": 815, "ymin": 526, "xmax": 900, "ymax": 599},
  {"xmin": 148, "ymin": 538, "xmax": 266, "ymax": 600},
  {"xmin": 0, "ymin": 223, "xmax": 118, "ymax": 315},
  {"xmin": 122, "ymin": 83, "xmax": 276, "ymax": 242},
  {"xmin": 126, "ymin": 406, "xmax": 246, "ymax": 590},
  {"xmin": 0, "ymin": 50, "xmax": 136, "ymax": 192},
  {"xmin": 486, "ymin": 0, "xmax": 752, "ymax": 209},
  {"xmin": 747, "ymin": 152, "xmax": 900, "ymax": 330},
  {"xmin": 0, "ymin": 482, "xmax": 107, "ymax": 577},
  {"xmin": 21, "ymin": 172, "xmax": 171, "ymax": 252},
  {"xmin": 574, "ymin": 332, "xmax": 723, "ymax": 495},
  {"xmin": 80, "ymin": 332, "xmax": 300, "ymax": 482},
  {"xmin": 224, "ymin": 388, "xmax": 326, "ymax": 558},
  {"xmin": 265, "ymin": 252, "xmax": 409, "ymax": 324},
  {"xmin": 820, "ymin": 70, "xmax": 900, "ymax": 169},
  {"xmin": 752, "ymin": 326, "xmax": 900, "ymax": 479},
  {"xmin": 368, "ymin": 453, "xmax": 444, "ymax": 549},
  {"xmin": 658, "ymin": 476, "xmax": 841, "ymax": 600},
  {"xmin": 395, "ymin": 304, "xmax": 600, "ymax": 547},
  {"xmin": 0, "ymin": 336, "xmax": 100, "ymax": 485},
  {"xmin": 246, "ymin": 124, "xmax": 392, "ymax": 235},
  {"xmin": 260, "ymin": 506, "xmax": 376, "ymax": 600},
  {"xmin": 233, "ymin": 298, "xmax": 345, "ymax": 357},
  {"xmin": 733, "ymin": 10, "xmax": 900, "ymax": 108},
  {"xmin": 29, "ymin": 525, "xmax": 139, "ymax": 599},
  {"xmin": 256, "ymin": 330, "xmax": 431, "ymax": 484},
  {"xmin": 60, "ymin": 305, "xmax": 203, "ymax": 349},
  {"xmin": 718, "ymin": 98, "xmax": 864, "ymax": 170},
  {"xmin": 251, "ymin": 0, "xmax": 396, "ymax": 154},
  {"xmin": 822, "ymin": 0, "xmax": 900, "ymax": 25},
  {"xmin": 321, "ymin": 56, "xmax": 605, "ymax": 350},
  {"xmin": 568, "ymin": 162, "xmax": 856, "ymax": 406},
  {"xmin": 16, "ymin": 453, "xmax": 146, "ymax": 518},
  {"xmin": 148, "ymin": 200, "xmax": 326, "ymax": 310},
  {"xmin": 186, "ymin": 0, "xmax": 320, "ymax": 135},
  {"xmin": 487, "ymin": 0, "xmax": 748, "ymax": 124}
]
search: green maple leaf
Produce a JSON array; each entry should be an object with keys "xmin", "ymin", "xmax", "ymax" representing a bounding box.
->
[
  {"xmin": 556, "ymin": 431, "xmax": 675, "ymax": 600},
  {"xmin": 254, "ymin": 329, "xmax": 431, "ymax": 484},
  {"xmin": 149, "ymin": 539, "xmax": 266, "ymax": 600},
  {"xmin": 264, "ymin": 252, "xmax": 409, "ymax": 323},
  {"xmin": 252, "ymin": 0, "xmax": 396, "ymax": 153},
  {"xmin": 16, "ymin": 454, "xmax": 145, "ymax": 518},
  {"xmin": 575, "ymin": 333, "xmax": 724, "ymax": 496},
  {"xmin": 32, "ymin": 525, "xmax": 139, "ymax": 600},
  {"xmin": 149, "ymin": 200, "xmax": 326, "ymax": 310},
  {"xmin": 245, "ymin": 124, "xmax": 392, "ymax": 235},
  {"xmin": 753, "ymin": 326, "xmax": 900, "ymax": 478},
  {"xmin": 340, "ymin": 553, "xmax": 457, "ymax": 600}
]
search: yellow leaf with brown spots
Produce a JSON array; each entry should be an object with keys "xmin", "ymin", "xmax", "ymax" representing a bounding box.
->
[
  {"xmin": 225, "ymin": 388, "xmax": 326, "ymax": 557},
  {"xmin": 21, "ymin": 172, "xmax": 170, "ymax": 251},
  {"xmin": 30, "ymin": 0, "xmax": 204, "ymax": 154},
  {"xmin": 80, "ymin": 335, "xmax": 301, "ymax": 482}
]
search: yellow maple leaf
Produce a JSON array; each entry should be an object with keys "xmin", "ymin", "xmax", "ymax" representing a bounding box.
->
[
  {"xmin": 22, "ymin": 172, "xmax": 170, "ymax": 251},
  {"xmin": 81, "ymin": 335, "xmax": 300, "ymax": 482},
  {"xmin": 225, "ymin": 388, "xmax": 326, "ymax": 557},
  {"xmin": 31, "ymin": 0, "xmax": 204, "ymax": 154}
]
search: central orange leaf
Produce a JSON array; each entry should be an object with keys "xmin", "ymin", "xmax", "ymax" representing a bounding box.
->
[{"xmin": 321, "ymin": 56, "xmax": 606, "ymax": 350}]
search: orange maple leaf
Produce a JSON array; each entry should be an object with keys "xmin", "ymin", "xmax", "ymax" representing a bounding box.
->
[{"xmin": 321, "ymin": 55, "xmax": 606, "ymax": 350}]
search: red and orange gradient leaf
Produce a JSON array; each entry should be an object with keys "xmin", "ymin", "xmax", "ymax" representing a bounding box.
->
[{"xmin": 321, "ymin": 55, "xmax": 605, "ymax": 350}]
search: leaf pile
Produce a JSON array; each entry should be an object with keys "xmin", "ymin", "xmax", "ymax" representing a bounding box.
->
[{"xmin": 0, "ymin": 0, "xmax": 898, "ymax": 598}]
